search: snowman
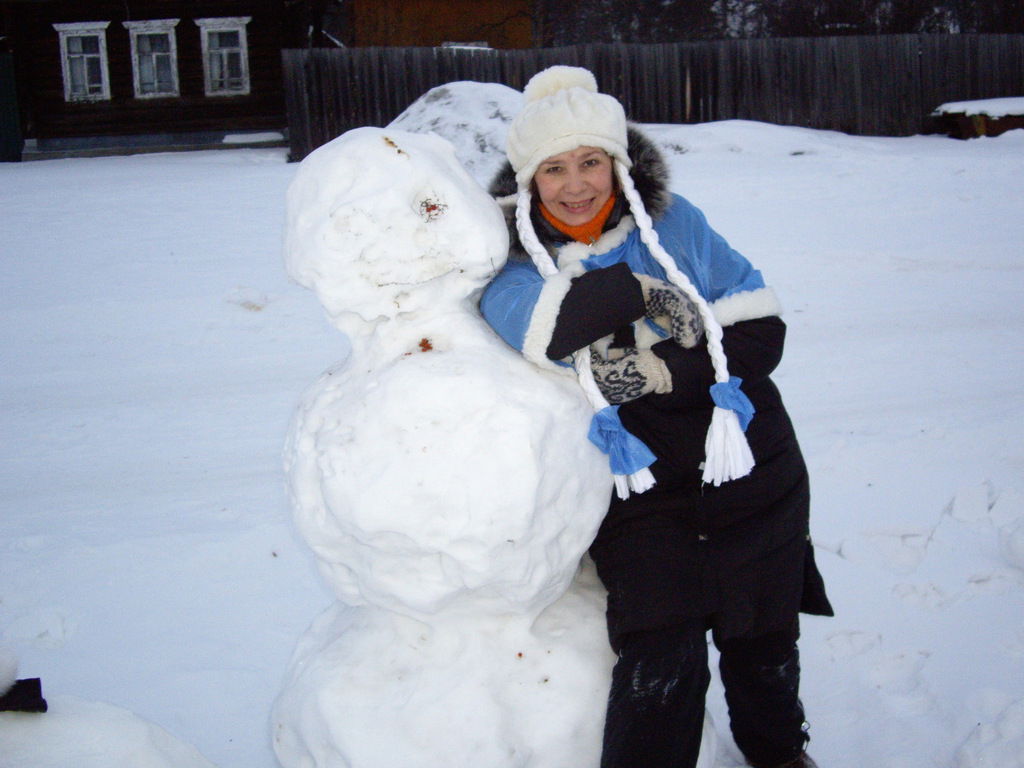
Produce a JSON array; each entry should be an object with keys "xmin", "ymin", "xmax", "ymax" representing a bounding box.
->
[{"xmin": 270, "ymin": 126, "xmax": 715, "ymax": 768}]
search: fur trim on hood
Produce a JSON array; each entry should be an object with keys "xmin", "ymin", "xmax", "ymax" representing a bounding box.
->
[{"xmin": 490, "ymin": 125, "xmax": 672, "ymax": 258}]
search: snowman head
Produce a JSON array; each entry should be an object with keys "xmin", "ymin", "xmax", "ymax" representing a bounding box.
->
[{"xmin": 285, "ymin": 127, "xmax": 509, "ymax": 326}]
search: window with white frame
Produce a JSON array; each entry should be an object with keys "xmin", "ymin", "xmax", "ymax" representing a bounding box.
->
[
  {"xmin": 195, "ymin": 17, "xmax": 251, "ymax": 96},
  {"xmin": 53, "ymin": 21, "xmax": 111, "ymax": 102},
  {"xmin": 123, "ymin": 19, "xmax": 180, "ymax": 98}
]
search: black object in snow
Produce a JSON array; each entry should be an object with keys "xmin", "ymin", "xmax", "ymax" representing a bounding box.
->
[{"xmin": 0, "ymin": 678, "xmax": 48, "ymax": 713}]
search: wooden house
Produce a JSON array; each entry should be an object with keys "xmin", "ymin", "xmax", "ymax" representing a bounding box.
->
[
  {"xmin": 1, "ymin": 0, "xmax": 294, "ymax": 157},
  {"xmin": 347, "ymin": 0, "xmax": 533, "ymax": 49},
  {"xmin": 0, "ymin": 0, "xmax": 541, "ymax": 159}
]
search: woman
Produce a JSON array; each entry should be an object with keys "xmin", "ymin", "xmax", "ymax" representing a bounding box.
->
[{"xmin": 480, "ymin": 66, "xmax": 833, "ymax": 768}]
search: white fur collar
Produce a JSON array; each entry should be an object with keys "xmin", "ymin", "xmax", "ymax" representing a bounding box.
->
[{"xmin": 553, "ymin": 215, "xmax": 635, "ymax": 273}]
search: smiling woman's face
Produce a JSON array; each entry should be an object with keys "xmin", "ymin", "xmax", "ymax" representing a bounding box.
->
[{"xmin": 532, "ymin": 146, "xmax": 614, "ymax": 227}]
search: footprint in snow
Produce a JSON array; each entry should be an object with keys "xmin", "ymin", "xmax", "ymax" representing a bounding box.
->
[
  {"xmin": 999, "ymin": 518, "xmax": 1024, "ymax": 571},
  {"xmin": 866, "ymin": 650, "xmax": 936, "ymax": 717},
  {"xmin": 825, "ymin": 630, "xmax": 881, "ymax": 661},
  {"xmin": 955, "ymin": 697, "xmax": 1024, "ymax": 768},
  {"xmin": 4, "ymin": 608, "xmax": 75, "ymax": 649},
  {"xmin": 891, "ymin": 581, "xmax": 953, "ymax": 609},
  {"xmin": 948, "ymin": 481, "xmax": 997, "ymax": 525},
  {"xmin": 948, "ymin": 482, "xmax": 1024, "ymax": 571},
  {"xmin": 860, "ymin": 529, "xmax": 933, "ymax": 574}
]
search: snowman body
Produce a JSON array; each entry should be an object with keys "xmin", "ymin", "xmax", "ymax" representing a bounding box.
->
[{"xmin": 271, "ymin": 127, "xmax": 643, "ymax": 767}]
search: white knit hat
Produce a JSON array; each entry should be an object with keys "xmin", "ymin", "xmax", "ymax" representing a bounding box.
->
[
  {"xmin": 508, "ymin": 66, "xmax": 756, "ymax": 497},
  {"xmin": 506, "ymin": 66, "xmax": 631, "ymax": 186}
]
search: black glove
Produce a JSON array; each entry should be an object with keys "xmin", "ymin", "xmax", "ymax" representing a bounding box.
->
[
  {"xmin": 590, "ymin": 347, "xmax": 672, "ymax": 404},
  {"xmin": 635, "ymin": 273, "xmax": 704, "ymax": 348}
]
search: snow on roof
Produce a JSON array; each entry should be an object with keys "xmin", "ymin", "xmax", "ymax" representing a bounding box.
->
[{"xmin": 933, "ymin": 96, "xmax": 1024, "ymax": 117}]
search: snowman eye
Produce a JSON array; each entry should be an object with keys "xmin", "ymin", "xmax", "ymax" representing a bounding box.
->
[{"xmin": 418, "ymin": 197, "xmax": 448, "ymax": 222}]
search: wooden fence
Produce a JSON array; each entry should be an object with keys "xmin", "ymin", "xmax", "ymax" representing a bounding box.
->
[
  {"xmin": 282, "ymin": 34, "xmax": 1024, "ymax": 161},
  {"xmin": 1, "ymin": 53, "xmax": 22, "ymax": 162}
]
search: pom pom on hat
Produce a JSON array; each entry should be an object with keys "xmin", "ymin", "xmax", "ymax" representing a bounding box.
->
[
  {"xmin": 507, "ymin": 65, "xmax": 630, "ymax": 185},
  {"xmin": 523, "ymin": 65, "xmax": 598, "ymax": 102}
]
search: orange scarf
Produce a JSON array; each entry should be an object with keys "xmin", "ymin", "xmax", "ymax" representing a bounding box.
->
[{"xmin": 539, "ymin": 193, "xmax": 617, "ymax": 244}]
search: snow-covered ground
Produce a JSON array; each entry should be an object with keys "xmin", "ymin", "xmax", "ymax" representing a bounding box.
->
[{"xmin": 2, "ymin": 80, "xmax": 1023, "ymax": 767}]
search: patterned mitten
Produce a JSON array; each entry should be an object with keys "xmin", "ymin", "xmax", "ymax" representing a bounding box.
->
[
  {"xmin": 635, "ymin": 273, "xmax": 705, "ymax": 348},
  {"xmin": 590, "ymin": 347, "xmax": 672, "ymax": 404}
]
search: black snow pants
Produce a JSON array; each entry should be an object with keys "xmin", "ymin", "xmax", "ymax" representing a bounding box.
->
[{"xmin": 600, "ymin": 619, "xmax": 809, "ymax": 768}]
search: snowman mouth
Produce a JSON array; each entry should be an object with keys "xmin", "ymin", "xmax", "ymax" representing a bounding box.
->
[{"xmin": 372, "ymin": 265, "xmax": 459, "ymax": 288}]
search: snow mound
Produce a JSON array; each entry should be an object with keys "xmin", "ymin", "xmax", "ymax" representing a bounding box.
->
[
  {"xmin": 0, "ymin": 696, "xmax": 216, "ymax": 768},
  {"xmin": 644, "ymin": 119, "xmax": 879, "ymax": 158},
  {"xmin": 272, "ymin": 564, "xmax": 633, "ymax": 768},
  {"xmin": 388, "ymin": 81, "xmax": 523, "ymax": 187}
]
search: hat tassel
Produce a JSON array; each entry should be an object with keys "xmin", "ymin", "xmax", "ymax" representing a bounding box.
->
[
  {"xmin": 616, "ymin": 162, "xmax": 757, "ymax": 486},
  {"xmin": 576, "ymin": 347, "xmax": 657, "ymax": 499}
]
